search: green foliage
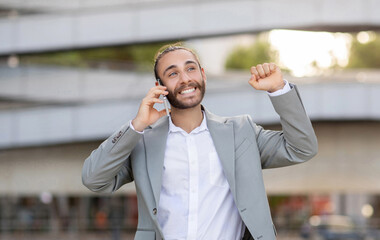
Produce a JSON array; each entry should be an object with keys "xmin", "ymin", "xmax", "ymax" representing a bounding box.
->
[
  {"xmin": 347, "ymin": 34, "xmax": 380, "ymax": 69},
  {"xmin": 225, "ymin": 40, "xmax": 278, "ymax": 70},
  {"xmin": 20, "ymin": 42, "xmax": 172, "ymax": 71},
  {"xmin": 127, "ymin": 43, "xmax": 167, "ymax": 71}
]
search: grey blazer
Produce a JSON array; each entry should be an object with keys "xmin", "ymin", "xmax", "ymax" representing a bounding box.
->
[{"xmin": 82, "ymin": 85, "xmax": 318, "ymax": 240}]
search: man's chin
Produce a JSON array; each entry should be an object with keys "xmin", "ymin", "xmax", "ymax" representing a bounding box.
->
[
  {"xmin": 168, "ymin": 96, "xmax": 203, "ymax": 110},
  {"xmin": 170, "ymin": 101, "xmax": 201, "ymax": 110}
]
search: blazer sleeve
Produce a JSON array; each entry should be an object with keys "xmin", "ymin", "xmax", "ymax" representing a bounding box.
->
[
  {"xmin": 82, "ymin": 123, "xmax": 142, "ymax": 193},
  {"xmin": 249, "ymin": 84, "xmax": 318, "ymax": 169}
]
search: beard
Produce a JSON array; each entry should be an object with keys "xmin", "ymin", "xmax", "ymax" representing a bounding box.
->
[{"xmin": 166, "ymin": 78, "xmax": 206, "ymax": 110}]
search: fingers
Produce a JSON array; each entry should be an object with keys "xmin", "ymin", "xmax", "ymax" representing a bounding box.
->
[
  {"xmin": 142, "ymin": 97, "xmax": 163, "ymax": 105},
  {"xmin": 250, "ymin": 66, "xmax": 260, "ymax": 79},
  {"xmin": 140, "ymin": 86, "xmax": 168, "ymax": 108},
  {"xmin": 146, "ymin": 86, "xmax": 168, "ymax": 99},
  {"xmin": 248, "ymin": 74, "xmax": 259, "ymax": 89},
  {"xmin": 133, "ymin": 85, "xmax": 170, "ymax": 131},
  {"xmin": 250, "ymin": 63, "xmax": 277, "ymax": 79},
  {"xmin": 262, "ymin": 63, "xmax": 270, "ymax": 76},
  {"xmin": 269, "ymin": 63, "xmax": 276, "ymax": 72},
  {"xmin": 253, "ymin": 64, "xmax": 266, "ymax": 79},
  {"xmin": 150, "ymin": 85, "xmax": 167, "ymax": 92}
]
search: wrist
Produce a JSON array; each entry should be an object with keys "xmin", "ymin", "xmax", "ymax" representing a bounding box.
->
[
  {"xmin": 131, "ymin": 118, "xmax": 147, "ymax": 132},
  {"xmin": 268, "ymin": 81, "xmax": 285, "ymax": 93}
]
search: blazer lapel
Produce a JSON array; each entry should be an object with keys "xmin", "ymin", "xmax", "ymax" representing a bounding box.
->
[
  {"xmin": 205, "ymin": 109, "xmax": 237, "ymax": 200},
  {"xmin": 144, "ymin": 116, "xmax": 169, "ymax": 206}
]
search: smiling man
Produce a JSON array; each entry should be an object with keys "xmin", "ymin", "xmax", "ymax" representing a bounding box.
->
[{"xmin": 82, "ymin": 44, "xmax": 318, "ymax": 240}]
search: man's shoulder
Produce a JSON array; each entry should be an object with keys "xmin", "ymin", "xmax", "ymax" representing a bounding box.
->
[
  {"xmin": 225, "ymin": 113, "xmax": 251, "ymax": 121},
  {"xmin": 226, "ymin": 115, "xmax": 256, "ymax": 133},
  {"xmin": 206, "ymin": 109, "xmax": 253, "ymax": 127}
]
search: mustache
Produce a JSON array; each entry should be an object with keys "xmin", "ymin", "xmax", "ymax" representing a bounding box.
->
[{"xmin": 175, "ymin": 82, "xmax": 201, "ymax": 94}]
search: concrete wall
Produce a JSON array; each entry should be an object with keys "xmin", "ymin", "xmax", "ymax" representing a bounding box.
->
[
  {"xmin": 2, "ymin": 66, "xmax": 380, "ymax": 149},
  {"xmin": 1, "ymin": 0, "xmax": 380, "ymax": 54},
  {"xmin": 0, "ymin": 141, "xmax": 135, "ymax": 196},
  {"xmin": 264, "ymin": 121, "xmax": 380, "ymax": 195},
  {"xmin": 1, "ymin": 121, "xmax": 379, "ymax": 195}
]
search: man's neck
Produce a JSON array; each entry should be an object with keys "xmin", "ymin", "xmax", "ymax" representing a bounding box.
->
[{"xmin": 170, "ymin": 105, "xmax": 203, "ymax": 134}]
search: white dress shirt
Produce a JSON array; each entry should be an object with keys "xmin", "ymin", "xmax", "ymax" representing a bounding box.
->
[{"xmin": 157, "ymin": 113, "xmax": 243, "ymax": 240}]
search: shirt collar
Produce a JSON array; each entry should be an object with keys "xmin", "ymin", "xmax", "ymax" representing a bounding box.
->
[{"xmin": 168, "ymin": 111, "xmax": 208, "ymax": 135}]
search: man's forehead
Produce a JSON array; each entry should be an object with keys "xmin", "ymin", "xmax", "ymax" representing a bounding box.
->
[{"xmin": 159, "ymin": 49, "xmax": 198, "ymax": 68}]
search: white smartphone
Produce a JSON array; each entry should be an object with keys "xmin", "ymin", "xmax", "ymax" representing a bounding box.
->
[{"xmin": 156, "ymin": 79, "xmax": 170, "ymax": 116}]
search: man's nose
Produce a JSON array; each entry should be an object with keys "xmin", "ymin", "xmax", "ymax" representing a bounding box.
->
[{"xmin": 180, "ymin": 71, "xmax": 192, "ymax": 84}]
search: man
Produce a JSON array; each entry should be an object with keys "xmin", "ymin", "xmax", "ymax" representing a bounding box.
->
[{"xmin": 82, "ymin": 44, "xmax": 318, "ymax": 240}]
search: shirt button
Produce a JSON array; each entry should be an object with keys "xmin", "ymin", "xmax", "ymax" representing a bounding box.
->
[{"xmin": 153, "ymin": 208, "xmax": 157, "ymax": 215}]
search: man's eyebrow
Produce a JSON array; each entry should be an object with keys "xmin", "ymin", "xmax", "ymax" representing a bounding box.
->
[
  {"xmin": 163, "ymin": 64, "xmax": 177, "ymax": 76},
  {"xmin": 185, "ymin": 60, "xmax": 197, "ymax": 65},
  {"xmin": 162, "ymin": 60, "xmax": 199, "ymax": 76}
]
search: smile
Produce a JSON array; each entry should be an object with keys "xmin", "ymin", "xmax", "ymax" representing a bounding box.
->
[{"xmin": 179, "ymin": 88, "xmax": 196, "ymax": 95}]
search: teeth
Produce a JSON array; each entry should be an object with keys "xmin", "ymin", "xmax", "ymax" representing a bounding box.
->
[{"xmin": 180, "ymin": 88, "xmax": 195, "ymax": 94}]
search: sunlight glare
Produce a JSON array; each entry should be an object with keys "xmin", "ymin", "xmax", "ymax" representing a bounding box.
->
[
  {"xmin": 269, "ymin": 30, "xmax": 351, "ymax": 76},
  {"xmin": 357, "ymin": 31, "xmax": 370, "ymax": 44},
  {"xmin": 357, "ymin": 31, "xmax": 376, "ymax": 44}
]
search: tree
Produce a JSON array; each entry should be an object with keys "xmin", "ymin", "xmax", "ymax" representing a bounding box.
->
[
  {"xmin": 346, "ymin": 33, "xmax": 380, "ymax": 69},
  {"xmin": 225, "ymin": 38, "xmax": 278, "ymax": 70},
  {"xmin": 19, "ymin": 42, "xmax": 173, "ymax": 71}
]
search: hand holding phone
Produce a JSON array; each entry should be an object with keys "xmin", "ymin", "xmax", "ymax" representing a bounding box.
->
[{"xmin": 132, "ymin": 83, "xmax": 169, "ymax": 132}]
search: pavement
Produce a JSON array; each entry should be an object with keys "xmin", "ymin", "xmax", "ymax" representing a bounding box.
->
[{"xmin": 0, "ymin": 231, "xmax": 304, "ymax": 240}]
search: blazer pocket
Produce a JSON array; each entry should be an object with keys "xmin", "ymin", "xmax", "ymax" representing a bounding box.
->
[
  {"xmin": 134, "ymin": 229, "xmax": 155, "ymax": 240},
  {"xmin": 235, "ymin": 138, "xmax": 253, "ymax": 160}
]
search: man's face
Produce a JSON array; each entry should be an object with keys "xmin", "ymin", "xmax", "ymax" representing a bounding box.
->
[{"xmin": 157, "ymin": 49, "xmax": 206, "ymax": 110}]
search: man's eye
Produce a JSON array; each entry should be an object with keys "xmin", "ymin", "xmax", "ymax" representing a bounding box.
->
[
  {"xmin": 188, "ymin": 67, "xmax": 195, "ymax": 71},
  {"xmin": 169, "ymin": 72, "xmax": 177, "ymax": 77}
]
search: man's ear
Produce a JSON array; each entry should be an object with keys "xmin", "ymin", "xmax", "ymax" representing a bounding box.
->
[{"xmin": 201, "ymin": 67, "xmax": 207, "ymax": 82}]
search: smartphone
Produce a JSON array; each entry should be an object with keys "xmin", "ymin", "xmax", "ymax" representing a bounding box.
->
[{"xmin": 156, "ymin": 79, "xmax": 170, "ymax": 116}]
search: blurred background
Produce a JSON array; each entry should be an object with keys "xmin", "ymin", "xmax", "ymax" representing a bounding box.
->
[{"xmin": 1, "ymin": 0, "xmax": 380, "ymax": 239}]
